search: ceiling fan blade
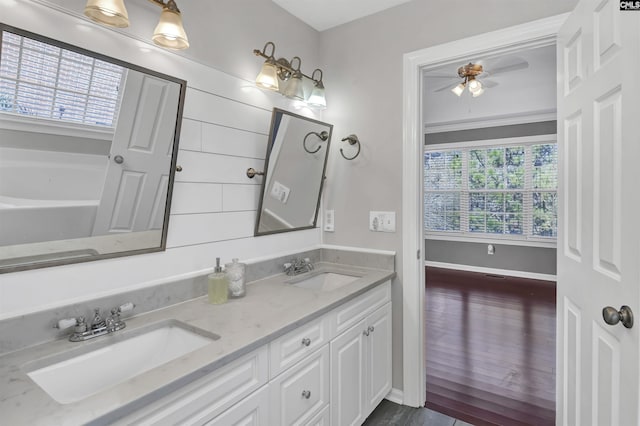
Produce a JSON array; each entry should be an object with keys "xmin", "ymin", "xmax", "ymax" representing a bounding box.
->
[
  {"xmin": 431, "ymin": 80, "xmax": 459, "ymax": 92},
  {"xmin": 484, "ymin": 57, "xmax": 529, "ymax": 76},
  {"xmin": 481, "ymin": 79, "xmax": 499, "ymax": 88}
]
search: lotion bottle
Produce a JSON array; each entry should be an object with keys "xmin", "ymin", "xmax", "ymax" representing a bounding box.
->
[{"xmin": 208, "ymin": 257, "xmax": 228, "ymax": 304}]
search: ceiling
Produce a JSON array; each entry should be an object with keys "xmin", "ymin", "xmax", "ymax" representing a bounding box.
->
[
  {"xmin": 272, "ymin": 0, "xmax": 412, "ymax": 31},
  {"xmin": 422, "ymin": 45, "xmax": 557, "ymax": 130}
]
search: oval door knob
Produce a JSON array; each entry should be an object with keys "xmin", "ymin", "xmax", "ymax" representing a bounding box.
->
[
  {"xmin": 113, "ymin": 155, "xmax": 124, "ymax": 164},
  {"xmin": 602, "ymin": 305, "xmax": 634, "ymax": 329},
  {"xmin": 176, "ymin": 165, "xmax": 183, "ymax": 172}
]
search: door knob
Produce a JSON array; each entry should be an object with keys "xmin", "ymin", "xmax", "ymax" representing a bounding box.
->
[
  {"xmin": 602, "ymin": 305, "xmax": 634, "ymax": 329},
  {"xmin": 113, "ymin": 155, "xmax": 124, "ymax": 164}
]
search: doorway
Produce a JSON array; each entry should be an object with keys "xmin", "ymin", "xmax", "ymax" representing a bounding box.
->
[{"xmin": 401, "ymin": 14, "xmax": 568, "ymax": 409}]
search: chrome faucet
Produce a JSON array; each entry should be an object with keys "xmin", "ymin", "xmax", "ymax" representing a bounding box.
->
[
  {"xmin": 56, "ymin": 302, "xmax": 135, "ymax": 342},
  {"xmin": 284, "ymin": 258, "xmax": 314, "ymax": 276}
]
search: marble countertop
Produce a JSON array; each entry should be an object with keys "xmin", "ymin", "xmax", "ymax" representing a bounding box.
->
[{"xmin": 0, "ymin": 262, "xmax": 395, "ymax": 425}]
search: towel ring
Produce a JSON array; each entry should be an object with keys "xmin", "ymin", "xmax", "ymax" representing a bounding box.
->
[
  {"xmin": 340, "ymin": 134, "xmax": 361, "ymax": 160},
  {"xmin": 303, "ymin": 131, "xmax": 329, "ymax": 154}
]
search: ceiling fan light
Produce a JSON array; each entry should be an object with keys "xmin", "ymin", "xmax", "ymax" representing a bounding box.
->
[
  {"xmin": 451, "ymin": 83, "xmax": 465, "ymax": 96},
  {"xmin": 472, "ymin": 87, "xmax": 485, "ymax": 97},
  {"xmin": 468, "ymin": 78, "xmax": 482, "ymax": 94},
  {"xmin": 84, "ymin": 0, "xmax": 129, "ymax": 28}
]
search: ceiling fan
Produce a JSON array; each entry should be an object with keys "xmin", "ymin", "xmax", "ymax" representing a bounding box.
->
[{"xmin": 425, "ymin": 56, "xmax": 530, "ymax": 97}]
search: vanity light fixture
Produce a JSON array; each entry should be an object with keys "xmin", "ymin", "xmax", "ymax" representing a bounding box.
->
[
  {"xmin": 83, "ymin": 0, "xmax": 190, "ymax": 50},
  {"xmin": 84, "ymin": 0, "xmax": 129, "ymax": 27},
  {"xmin": 253, "ymin": 41, "xmax": 327, "ymax": 109}
]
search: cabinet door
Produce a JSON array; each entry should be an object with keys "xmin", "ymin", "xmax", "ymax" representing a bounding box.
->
[
  {"xmin": 364, "ymin": 302, "xmax": 392, "ymax": 415},
  {"xmin": 204, "ymin": 386, "xmax": 269, "ymax": 426},
  {"xmin": 269, "ymin": 345, "xmax": 330, "ymax": 426},
  {"xmin": 330, "ymin": 318, "xmax": 367, "ymax": 426}
]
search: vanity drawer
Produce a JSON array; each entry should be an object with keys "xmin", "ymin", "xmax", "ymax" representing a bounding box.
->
[
  {"xmin": 269, "ymin": 315, "xmax": 331, "ymax": 379},
  {"xmin": 268, "ymin": 345, "xmax": 330, "ymax": 426},
  {"xmin": 204, "ymin": 385, "xmax": 269, "ymax": 426},
  {"xmin": 331, "ymin": 280, "xmax": 390, "ymax": 337},
  {"xmin": 117, "ymin": 345, "xmax": 268, "ymax": 426}
]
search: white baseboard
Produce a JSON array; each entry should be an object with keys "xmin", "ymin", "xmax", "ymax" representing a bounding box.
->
[
  {"xmin": 385, "ymin": 387, "xmax": 404, "ymax": 405},
  {"xmin": 425, "ymin": 261, "xmax": 556, "ymax": 282}
]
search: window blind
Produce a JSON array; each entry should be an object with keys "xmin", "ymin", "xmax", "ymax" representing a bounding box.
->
[
  {"xmin": 424, "ymin": 141, "xmax": 558, "ymax": 241},
  {"xmin": 0, "ymin": 30, "xmax": 125, "ymax": 128}
]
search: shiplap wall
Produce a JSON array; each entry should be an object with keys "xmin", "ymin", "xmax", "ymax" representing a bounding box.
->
[{"xmin": 0, "ymin": 0, "xmax": 322, "ymax": 319}]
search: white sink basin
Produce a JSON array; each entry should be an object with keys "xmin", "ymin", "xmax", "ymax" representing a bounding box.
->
[
  {"xmin": 289, "ymin": 271, "xmax": 361, "ymax": 291},
  {"xmin": 26, "ymin": 321, "xmax": 218, "ymax": 404}
]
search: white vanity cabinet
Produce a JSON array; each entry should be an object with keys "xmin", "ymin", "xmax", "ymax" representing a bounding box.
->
[
  {"xmin": 115, "ymin": 281, "xmax": 391, "ymax": 426},
  {"xmin": 330, "ymin": 285, "xmax": 392, "ymax": 426}
]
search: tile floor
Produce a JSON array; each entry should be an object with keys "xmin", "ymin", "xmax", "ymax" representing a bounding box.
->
[{"xmin": 363, "ymin": 399, "xmax": 474, "ymax": 426}]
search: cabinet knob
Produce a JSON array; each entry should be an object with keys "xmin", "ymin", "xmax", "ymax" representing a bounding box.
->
[
  {"xmin": 363, "ymin": 329, "xmax": 370, "ymax": 336},
  {"xmin": 368, "ymin": 325, "xmax": 375, "ymax": 333},
  {"xmin": 301, "ymin": 390, "xmax": 311, "ymax": 399},
  {"xmin": 301, "ymin": 338, "xmax": 311, "ymax": 347}
]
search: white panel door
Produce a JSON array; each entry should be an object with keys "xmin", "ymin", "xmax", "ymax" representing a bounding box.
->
[
  {"xmin": 92, "ymin": 70, "xmax": 180, "ymax": 235},
  {"xmin": 557, "ymin": 1, "xmax": 640, "ymax": 425}
]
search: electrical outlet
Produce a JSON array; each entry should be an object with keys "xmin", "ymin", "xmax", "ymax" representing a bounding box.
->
[
  {"xmin": 324, "ymin": 210, "xmax": 335, "ymax": 232},
  {"xmin": 487, "ymin": 244, "xmax": 495, "ymax": 255}
]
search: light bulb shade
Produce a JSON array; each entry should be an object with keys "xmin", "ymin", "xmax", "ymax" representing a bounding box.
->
[
  {"xmin": 84, "ymin": 0, "xmax": 129, "ymax": 28},
  {"xmin": 256, "ymin": 60, "xmax": 280, "ymax": 91},
  {"xmin": 472, "ymin": 87, "xmax": 485, "ymax": 97},
  {"xmin": 468, "ymin": 78, "xmax": 482, "ymax": 93},
  {"xmin": 152, "ymin": 8, "xmax": 189, "ymax": 50},
  {"xmin": 283, "ymin": 74, "xmax": 305, "ymax": 100},
  {"xmin": 451, "ymin": 83, "xmax": 465, "ymax": 96},
  {"xmin": 307, "ymin": 85, "xmax": 326, "ymax": 109}
]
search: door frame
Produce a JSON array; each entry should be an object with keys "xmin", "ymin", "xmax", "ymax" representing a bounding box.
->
[{"xmin": 401, "ymin": 13, "xmax": 569, "ymax": 407}]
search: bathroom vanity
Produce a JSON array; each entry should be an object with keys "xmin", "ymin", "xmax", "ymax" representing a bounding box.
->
[{"xmin": 0, "ymin": 250, "xmax": 395, "ymax": 425}]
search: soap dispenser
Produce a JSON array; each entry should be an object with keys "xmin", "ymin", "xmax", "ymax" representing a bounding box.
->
[
  {"xmin": 225, "ymin": 258, "xmax": 246, "ymax": 298},
  {"xmin": 208, "ymin": 257, "xmax": 228, "ymax": 304}
]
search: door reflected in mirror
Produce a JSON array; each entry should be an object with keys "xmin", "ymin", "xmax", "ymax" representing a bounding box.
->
[
  {"xmin": 0, "ymin": 24, "xmax": 186, "ymax": 273},
  {"xmin": 255, "ymin": 108, "xmax": 332, "ymax": 235}
]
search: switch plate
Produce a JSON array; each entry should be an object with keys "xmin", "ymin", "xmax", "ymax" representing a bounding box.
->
[
  {"xmin": 369, "ymin": 211, "xmax": 396, "ymax": 233},
  {"xmin": 324, "ymin": 210, "xmax": 335, "ymax": 232}
]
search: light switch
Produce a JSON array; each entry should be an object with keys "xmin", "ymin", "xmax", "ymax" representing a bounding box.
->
[
  {"xmin": 269, "ymin": 181, "xmax": 290, "ymax": 204},
  {"xmin": 369, "ymin": 211, "xmax": 396, "ymax": 233},
  {"xmin": 324, "ymin": 210, "xmax": 335, "ymax": 232}
]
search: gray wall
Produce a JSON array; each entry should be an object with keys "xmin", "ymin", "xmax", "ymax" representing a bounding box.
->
[
  {"xmin": 426, "ymin": 240, "xmax": 556, "ymax": 275},
  {"xmin": 319, "ymin": 0, "xmax": 577, "ymax": 391}
]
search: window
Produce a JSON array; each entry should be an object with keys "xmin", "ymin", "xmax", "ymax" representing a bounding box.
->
[
  {"xmin": 424, "ymin": 139, "xmax": 557, "ymax": 242},
  {"xmin": 0, "ymin": 30, "xmax": 125, "ymax": 128}
]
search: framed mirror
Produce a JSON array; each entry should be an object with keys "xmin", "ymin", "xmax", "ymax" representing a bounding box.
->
[
  {"xmin": 0, "ymin": 24, "xmax": 186, "ymax": 273},
  {"xmin": 255, "ymin": 108, "xmax": 332, "ymax": 235}
]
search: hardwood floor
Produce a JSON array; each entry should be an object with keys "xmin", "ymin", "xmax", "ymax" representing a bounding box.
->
[{"xmin": 425, "ymin": 267, "xmax": 556, "ymax": 426}]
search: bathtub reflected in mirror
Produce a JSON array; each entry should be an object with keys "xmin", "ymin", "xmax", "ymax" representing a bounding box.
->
[{"xmin": 0, "ymin": 24, "xmax": 186, "ymax": 273}]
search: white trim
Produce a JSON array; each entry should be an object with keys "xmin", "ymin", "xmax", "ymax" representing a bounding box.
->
[
  {"xmin": 425, "ymin": 109, "xmax": 557, "ymax": 134},
  {"xmin": 426, "ymin": 234, "xmax": 556, "ymax": 248},
  {"xmin": 425, "ymin": 261, "xmax": 557, "ymax": 282},
  {"xmin": 319, "ymin": 244, "xmax": 397, "ymax": 256},
  {"xmin": 402, "ymin": 13, "xmax": 567, "ymax": 408},
  {"xmin": 0, "ymin": 113, "xmax": 113, "ymax": 141},
  {"xmin": 385, "ymin": 388, "xmax": 404, "ymax": 405}
]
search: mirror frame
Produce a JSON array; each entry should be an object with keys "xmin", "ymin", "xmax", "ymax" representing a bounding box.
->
[
  {"xmin": 0, "ymin": 23, "xmax": 187, "ymax": 273},
  {"xmin": 254, "ymin": 108, "xmax": 332, "ymax": 236}
]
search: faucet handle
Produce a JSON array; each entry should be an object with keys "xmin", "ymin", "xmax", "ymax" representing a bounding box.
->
[{"xmin": 55, "ymin": 317, "xmax": 78, "ymax": 330}]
